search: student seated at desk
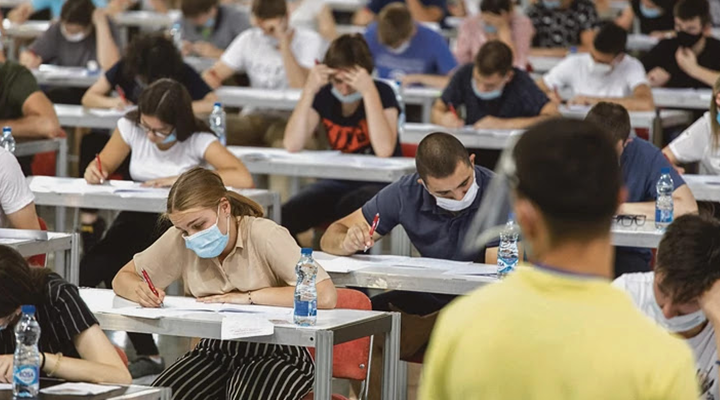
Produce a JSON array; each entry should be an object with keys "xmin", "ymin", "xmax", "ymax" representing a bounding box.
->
[
  {"xmin": 585, "ymin": 102, "xmax": 698, "ymax": 276},
  {"xmin": 663, "ymin": 79, "xmax": 720, "ymax": 174},
  {"xmin": 614, "ymin": 215, "xmax": 720, "ymax": 400},
  {"xmin": 537, "ymin": 22, "xmax": 655, "ymax": 111},
  {"xmin": 364, "ymin": 3, "xmax": 457, "ymax": 89},
  {"xmin": 642, "ymin": 0, "xmax": 720, "ymax": 88},
  {"xmin": 432, "ymin": 40, "xmax": 558, "ymax": 130},
  {"xmin": 0, "ymin": 246, "xmax": 132, "ymax": 385},
  {"xmin": 179, "ymin": 0, "xmax": 251, "ymax": 59},
  {"xmin": 80, "ymin": 79, "xmax": 252, "ymax": 379},
  {"xmin": 0, "ymin": 148, "xmax": 40, "ymax": 232},
  {"xmin": 526, "ymin": 0, "xmax": 600, "ymax": 57},
  {"xmin": 420, "ymin": 119, "xmax": 699, "ymax": 400},
  {"xmin": 202, "ymin": 0, "xmax": 325, "ymax": 147},
  {"xmin": 320, "ymin": 132, "xmax": 497, "ymax": 399},
  {"xmin": 282, "ymin": 34, "xmax": 400, "ymax": 240},
  {"xmin": 353, "ymin": 0, "xmax": 447, "ymax": 26},
  {"xmin": 288, "ymin": 0, "xmax": 338, "ymax": 41},
  {"xmin": 112, "ymin": 167, "xmax": 337, "ymax": 400},
  {"xmin": 454, "ymin": 0, "xmax": 534, "ymax": 69},
  {"xmin": 615, "ymin": 0, "xmax": 677, "ymax": 37},
  {"xmin": 8, "ymin": 0, "xmax": 125, "ymax": 23}
]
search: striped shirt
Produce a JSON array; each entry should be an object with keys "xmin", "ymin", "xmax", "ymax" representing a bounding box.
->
[{"xmin": 0, "ymin": 274, "xmax": 98, "ymax": 358}]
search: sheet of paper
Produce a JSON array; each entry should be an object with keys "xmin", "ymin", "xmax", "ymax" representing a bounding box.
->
[
  {"xmin": 101, "ymin": 306, "xmax": 194, "ymax": 320},
  {"xmin": 0, "ymin": 383, "xmax": 11, "ymax": 390},
  {"xmin": 88, "ymin": 108, "xmax": 130, "ymax": 117},
  {"xmin": 442, "ymin": 264, "xmax": 498, "ymax": 276},
  {"xmin": 40, "ymin": 382, "xmax": 121, "ymax": 395},
  {"xmin": 392, "ymin": 258, "xmax": 472, "ymax": 271},
  {"xmin": 221, "ymin": 314, "xmax": 274, "ymax": 340},
  {"xmin": 314, "ymin": 256, "xmax": 376, "ymax": 273}
]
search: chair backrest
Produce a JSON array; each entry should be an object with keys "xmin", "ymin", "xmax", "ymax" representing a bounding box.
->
[{"xmin": 27, "ymin": 217, "xmax": 48, "ymax": 268}]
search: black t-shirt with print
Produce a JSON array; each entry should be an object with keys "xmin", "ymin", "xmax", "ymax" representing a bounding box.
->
[{"xmin": 527, "ymin": 0, "xmax": 600, "ymax": 47}]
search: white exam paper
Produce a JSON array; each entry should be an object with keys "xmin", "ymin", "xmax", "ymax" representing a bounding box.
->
[
  {"xmin": 221, "ymin": 314, "xmax": 274, "ymax": 340},
  {"xmin": 40, "ymin": 382, "xmax": 121, "ymax": 395}
]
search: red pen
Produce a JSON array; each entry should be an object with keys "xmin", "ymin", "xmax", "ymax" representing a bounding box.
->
[
  {"xmin": 115, "ymin": 85, "xmax": 127, "ymax": 103},
  {"xmin": 141, "ymin": 269, "xmax": 164, "ymax": 308},
  {"xmin": 448, "ymin": 103, "xmax": 459, "ymax": 119},
  {"xmin": 95, "ymin": 153, "xmax": 104, "ymax": 184},
  {"xmin": 364, "ymin": 213, "xmax": 380, "ymax": 252}
]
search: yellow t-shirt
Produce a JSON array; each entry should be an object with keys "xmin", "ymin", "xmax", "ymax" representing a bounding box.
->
[{"xmin": 420, "ymin": 266, "xmax": 699, "ymax": 400}]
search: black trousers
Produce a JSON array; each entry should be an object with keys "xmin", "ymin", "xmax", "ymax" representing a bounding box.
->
[{"xmin": 80, "ymin": 211, "xmax": 171, "ymax": 356}]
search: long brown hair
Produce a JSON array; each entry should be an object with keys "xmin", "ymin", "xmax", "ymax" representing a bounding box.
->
[
  {"xmin": 166, "ymin": 167, "xmax": 264, "ymax": 218},
  {"xmin": 0, "ymin": 246, "xmax": 52, "ymax": 317},
  {"xmin": 710, "ymin": 76, "xmax": 720, "ymax": 149}
]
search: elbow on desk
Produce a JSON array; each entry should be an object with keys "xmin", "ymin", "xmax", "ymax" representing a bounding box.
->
[
  {"xmin": 105, "ymin": 367, "xmax": 132, "ymax": 385},
  {"xmin": 317, "ymin": 287, "xmax": 338, "ymax": 309},
  {"xmin": 283, "ymin": 139, "xmax": 303, "ymax": 153}
]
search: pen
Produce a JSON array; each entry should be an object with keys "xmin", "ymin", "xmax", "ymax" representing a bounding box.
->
[
  {"xmin": 448, "ymin": 103, "xmax": 459, "ymax": 119},
  {"xmin": 364, "ymin": 213, "xmax": 380, "ymax": 252},
  {"xmin": 95, "ymin": 153, "xmax": 104, "ymax": 184},
  {"xmin": 141, "ymin": 269, "xmax": 164, "ymax": 308},
  {"xmin": 115, "ymin": 85, "xmax": 127, "ymax": 104}
]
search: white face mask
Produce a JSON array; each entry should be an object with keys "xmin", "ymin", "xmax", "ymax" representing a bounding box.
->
[
  {"xmin": 61, "ymin": 24, "xmax": 89, "ymax": 42},
  {"xmin": 650, "ymin": 292, "xmax": 707, "ymax": 333},
  {"xmin": 387, "ymin": 40, "xmax": 411, "ymax": 54},
  {"xmin": 431, "ymin": 174, "xmax": 480, "ymax": 212}
]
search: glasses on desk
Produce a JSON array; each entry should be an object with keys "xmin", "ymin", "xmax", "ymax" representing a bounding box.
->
[{"xmin": 613, "ymin": 214, "xmax": 647, "ymax": 227}]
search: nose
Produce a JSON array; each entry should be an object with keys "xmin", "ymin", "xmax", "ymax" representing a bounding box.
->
[
  {"xmin": 451, "ymin": 190, "xmax": 467, "ymax": 201},
  {"xmin": 662, "ymin": 303, "xmax": 678, "ymax": 319}
]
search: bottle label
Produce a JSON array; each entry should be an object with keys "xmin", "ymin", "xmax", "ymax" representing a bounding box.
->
[
  {"xmin": 294, "ymin": 299, "xmax": 317, "ymax": 317},
  {"xmin": 14, "ymin": 365, "xmax": 38, "ymax": 386}
]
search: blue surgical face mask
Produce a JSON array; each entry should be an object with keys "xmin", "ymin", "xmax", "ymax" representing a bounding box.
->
[
  {"xmin": 715, "ymin": 112, "xmax": 720, "ymax": 126},
  {"xmin": 483, "ymin": 24, "xmax": 498, "ymax": 34},
  {"xmin": 544, "ymin": 0, "xmax": 562, "ymax": 9},
  {"xmin": 639, "ymin": 3, "xmax": 662, "ymax": 18},
  {"xmin": 203, "ymin": 17, "xmax": 215, "ymax": 28},
  {"xmin": 331, "ymin": 87, "xmax": 363, "ymax": 103},
  {"xmin": 161, "ymin": 131, "xmax": 177, "ymax": 144},
  {"xmin": 472, "ymin": 78, "xmax": 504, "ymax": 100},
  {"xmin": 183, "ymin": 206, "xmax": 230, "ymax": 259}
]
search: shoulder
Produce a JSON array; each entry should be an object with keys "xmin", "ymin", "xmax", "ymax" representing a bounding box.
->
[
  {"xmin": 630, "ymin": 137, "xmax": 661, "ymax": 155},
  {"xmin": 0, "ymin": 147, "xmax": 17, "ymax": 168},
  {"xmin": 0, "ymin": 61, "xmax": 31, "ymax": 77},
  {"xmin": 394, "ymin": 172, "xmax": 423, "ymax": 195},
  {"xmin": 245, "ymin": 216, "xmax": 292, "ymax": 245},
  {"xmin": 620, "ymin": 54, "xmax": 645, "ymax": 70},
  {"xmin": 294, "ymin": 27, "xmax": 323, "ymax": 43},
  {"xmin": 655, "ymin": 38, "xmax": 679, "ymax": 51},
  {"xmin": 417, "ymin": 24, "xmax": 444, "ymax": 41},
  {"xmin": 375, "ymin": 80, "xmax": 397, "ymax": 97},
  {"xmin": 706, "ymin": 37, "xmax": 720, "ymax": 49},
  {"xmin": 474, "ymin": 165, "xmax": 495, "ymax": 186},
  {"xmin": 118, "ymin": 116, "xmax": 138, "ymax": 134},
  {"xmin": 510, "ymin": 68, "xmax": 538, "ymax": 87},
  {"xmin": 44, "ymin": 274, "xmax": 85, "ymax": 309},
  {"xmin": 181, "ymin": 63, "xmax": 204, "ymax": 80}
]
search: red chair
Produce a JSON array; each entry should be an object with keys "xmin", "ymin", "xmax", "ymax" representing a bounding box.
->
[
  {"xmin": 302, "ymin": 289, "xmax": 373, "ymax": 400},
  {"xmin": 401, "ymin": 144, "xmax": 418, "ymax": 158},
  {"xmin": 27, "ymin": 217, "xmax": 48, "ymax": 268},
  {"xmin": 115, "ymin": 346, "xmax": 129, "ymax": 367}
]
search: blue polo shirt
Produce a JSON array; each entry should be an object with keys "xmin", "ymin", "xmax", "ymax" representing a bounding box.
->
[
  {"xmin": 368, "ymin": 0, "xmax": 446, "ymax": 14},
  {"xmin": 440, "ymin": 64, "xmax": 550, "ymax": 125},
  {"xmin": 361, "ymin": 165, "xmax": 495, "ymax": 262},
  {"xmin": 364, "ymin": 22, "xmax": 457, "ymax": 82},
  {"xmin": 617, "ymin": 138, "xmax": 686, "ymax": 272}
]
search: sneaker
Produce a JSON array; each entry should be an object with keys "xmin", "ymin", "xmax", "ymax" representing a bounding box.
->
[
  {"xmin": 128, "ymin": 356, "xmax": 165, "ymax": 379},
  {"xmin": 80, "ymin": 217, "xmax": 106, "ymax": 254}
]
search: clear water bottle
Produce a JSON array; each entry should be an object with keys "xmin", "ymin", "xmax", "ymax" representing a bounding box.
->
[
  {"xmin": 294, "ymin": 248, "xmax": 318, "ymax": 326},
  {"xmin": 497, "ymin": 213, "xmax": 520, "ymax": 277},
  {"xmin": 169, "ymin": 22, "xmax": 183, "ymax": 51},
  {"xmin": 1, "ymin": 126, "xmax": 15, "ymax": 154},
  {"xmin": 655, "ymin": 167, "xmax": 674, "ymax": 230},
  {"xmin": 13, "ymin": 305, "xmax": 40, "ymax": 398},
  {"xmin": 209, "ymin": 103, "xmax": 227, "ymax": 146}
]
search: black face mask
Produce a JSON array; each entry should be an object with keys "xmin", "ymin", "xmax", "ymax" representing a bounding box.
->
[{"xmin": 677, "ymin": 30, "xmax": 703, "ymax": 48}]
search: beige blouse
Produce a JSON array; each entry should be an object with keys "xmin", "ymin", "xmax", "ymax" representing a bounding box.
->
[{"xmin": 133, "ymin": 216, "xmax": 331, "ymax": 298}]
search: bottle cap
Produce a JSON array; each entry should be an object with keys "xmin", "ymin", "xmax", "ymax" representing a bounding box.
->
[
  {"xmin": 2, "ymin": 126, "xmax": 10, "ymax": 133},
  {"xmin": 661, "ymin": 167, "xmax": 671, "ymax": 174},
  {"xmin": 21, "ymin": 305, "xmax": 35, "ymax": 314},
  {"xmin": 214, "ymin": 102, "xmax": 222, "ymax": 108},
  {"xmin": 301, "ymin": 248, "xmax": 312, "ymax": 256}
]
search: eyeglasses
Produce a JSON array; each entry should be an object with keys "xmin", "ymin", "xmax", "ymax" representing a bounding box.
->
[
  {"xmin": 613, "ymin": 214, "xmax": 647, "ymax": 227},
  {"xmin": 139, "ymin": 123, "xmax": 173, "ymax": 139}
]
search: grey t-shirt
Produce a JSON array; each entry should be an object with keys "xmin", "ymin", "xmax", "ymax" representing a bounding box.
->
[
  {"xmin": 29, "ymin": 18, "xmax": 122, "ymax": 68},
  {"xmin": 181, "ymin": 5, "xmax": 251, "ymax": 50}
]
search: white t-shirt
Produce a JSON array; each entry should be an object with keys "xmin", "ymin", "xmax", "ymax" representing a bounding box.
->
[
  {"xmin": 543, "ymin": 53, "xmax": 649, "ymax": 98},
  {"xmin": 289, "ymin": 0, "xmax": 326, "ymax": 32},
  {"xmin": 669, "ymin": 112, "xmax": 720, "ymax": 176},
  {"xmin": 117, "ymin": 117, "xmax": 217, "ymax": 182},
  {"xmin": 614, "ymin": 272, "xmax": 718, "ymax": 400},
  {"xmin": 220, "ymin": 27, "xmax": 325, "ymax": 89},
  {"xmin": 0, "ymin": 148, "xmax": 34, "ymax": 228}
]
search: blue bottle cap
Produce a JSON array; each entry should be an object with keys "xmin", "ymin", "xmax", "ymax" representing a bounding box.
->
[
  {"xmin": 21, "ymin": 305, "xmax": 35, "ymax": 314},
  {"xmin": 301, "ymin": 248, "xmax": 313, "ymax": 256},
  {"xmin": 214, "ymin": 102, "xmax": 222, "ymax": 108},
  {"xmin": 2, "ymin": 126, "xmax": 10, "ymax": 133},
  {"xmin": 508, "ymin": 212, "xmax": 515, "ymax": 221},
  {"xmin": 661, "ymin": 167, "xmax": 671, "ymax": 174}
]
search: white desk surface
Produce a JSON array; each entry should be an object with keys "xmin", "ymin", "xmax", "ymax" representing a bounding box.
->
[
  {"xmin": 216, "ymin": 86, "xmax": 301, "ymax": 109},
  {"xmin": 14, "ymin": 137, "xmax": 65, "ymax": 157},
  {"xmin": 683, "ymin": 174, "xmax": 720, "ymax": 202},
  {"xmin": 403, "ymin": 123, "xmax": 520, "ymax": 149},
  {"xmin": 611, "ymin": 223, "xmax": 663, "ymax": 248},
  {"xmin": 2, "ymin": 19, "xmax": 48, "ymax": 38},
  {"xmin": 326, "ymin": 0, "xmax": 367, "ymax": 11},
  {"xmin": 560, "ymin": 106, "xmax": 693, "ymax": 129},
  {"xmin": 184, "ymin": 56, "xmax": 216, "ymax": 73},
  {"xmin": 113, "ymin": 10, "xmax": 181, "ymax": 28},
  {"xmin": 33, "ymin": 65, "xmax": 101, "ymax": 88},
  {"xmin": 653, "ymin": 88, "xmax": 713, "ymax": 110},
  {"xmin": 55, "ymin": 104, "xmax": 123, "ymax": 130}
]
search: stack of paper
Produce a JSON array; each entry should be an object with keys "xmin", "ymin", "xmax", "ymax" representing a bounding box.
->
[{"xmin": 40, "ymin": 383, "xmax": 121, "ymax": 395}]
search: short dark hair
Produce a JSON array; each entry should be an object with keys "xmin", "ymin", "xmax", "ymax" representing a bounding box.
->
[
  {"xmin": 655, "ymin": 215, "xmax": 720, "ymax": 304},
  {"xmin": 416, "ymin": 132, "xmax": 471, "ymax": 181},
  {"xmin": 123, "ymin": 33, "xmax": 184, "ymax": 84},
  {"xmin": 675, "ymin": 0, "xmax": 711, "ymax": 26},
  {"xmin": 251, "ymin": 0, "xmax": 286, "ymax": 20},
  {"xmin": 474, "ymin": 40, "xmax": 513, "ymax": 77},
  {"xmin": 181, "ymin": 0, "xmax": 218, "ymax": 17},
  {"xmin": 126, "ymin": 79, "xmax": 212, "ymax": 142},
  {"xmin": 513, "ymin": 118, "xmax": 621, "ymax": 243},
  {"xmin": 60, "ymin": 0, "xmax": 95, "ymax": 26},
  {"xmin": 323, "ymin": 34, "xmax": 374, "ymax": 73},
  {"xmin": 0, "ymin": 246, "xmax": 51, "ymax": 318},
  {"xmin": 480, "ymin": 0, "xmax": 513, "ymax": 14},
  {"xmin": 377, "ymin": 3, "xmax": 414, "ymax": 47},
  {"xmin": 593, "ymin": 22, "xmax": 627, "ymax": 56},
  {"xmin": 585, "ymin": 102, "xmax": 632, "ymax": 144}
]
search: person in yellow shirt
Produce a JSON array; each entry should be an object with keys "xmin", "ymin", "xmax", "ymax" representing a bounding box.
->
[{"xmin": 420, "ymin": 118, "xmax": 699, "ymax": 400}]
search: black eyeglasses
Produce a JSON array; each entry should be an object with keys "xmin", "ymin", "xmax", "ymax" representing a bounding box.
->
[{"xmin": 613, "ymin": 214, "xmax": 647, "ymax": 227}]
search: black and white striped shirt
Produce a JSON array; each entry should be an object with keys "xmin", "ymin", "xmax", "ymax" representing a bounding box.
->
[{"xmin": 0, "ymin": 273, "xmax": 98, "ymax": 358}]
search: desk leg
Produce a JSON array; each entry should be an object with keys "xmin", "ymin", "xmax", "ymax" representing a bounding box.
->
[
  {"xmin": 271, "ymin": 192, "xmax": 281, "ymax": 223},
  {"xmin": 421, "ymin": 100, "xmax": 432, "ymax": 124},
  {"xmin": 54, "ymin": 138, "xmax": 69, "ymax": 273},
  {"xmin": 290, "ymin": 177, "xmax": 300, "ymax": 197},
  {"xmin": 382, "ymin": 312, "xmax": 401, "ymax": 400},
  {"xmin": 69, "ymin": 233, "xmax": 80, "ymax": 285},
  {"xmin": 314, "ymin": 331, "xmax": 334, "ymax": 399}
]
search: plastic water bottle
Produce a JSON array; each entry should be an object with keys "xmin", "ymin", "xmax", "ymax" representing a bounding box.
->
[
  {"xmin": 209, "ymin": 103, "xmax": 227, "ymax": 146},
  {"xmin": 1, "ymin": 126, "xmax": 15, "ymax": 154},
  {"xmin": 497, "ymin": 213, "xmax": 520, "ymax": 277},
  {"xmin": 294, "ymin": 248, "xmax": 318, "ymax": 326},
  {"xmin": 655, "ymin": 167, "xmax": 674, "ymax": 230},
  {"xmin": 169, "ymin": 22, "xmax": 183, "ymax": 51},
  {"xmin": 13, "ymin": 305, "xmax": 40, "ymax": 398}
]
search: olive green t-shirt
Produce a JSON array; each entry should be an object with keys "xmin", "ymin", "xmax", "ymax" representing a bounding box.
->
[{"xmin": 0, "ymin": 61, "xmax": 40, "ymax": 120}]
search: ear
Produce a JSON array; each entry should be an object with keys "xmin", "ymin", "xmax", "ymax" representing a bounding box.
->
[
  {"xmin": 417, "ymin": 178, "xmax": 425, "ymax": 186},
  {"xmin": 505, "ymin": 70, "xmax": 515, "ymax": 82},
  {"xmin": 469, "ymin": 154, "xmax": 476, "ymax": 165},
  {"xmin": 220, "ymin": 197, "xmax": 232, "ymax": 215},
  {"xmin": 514, "ymin": 198, "xmax": 538, "ymax": 240}
]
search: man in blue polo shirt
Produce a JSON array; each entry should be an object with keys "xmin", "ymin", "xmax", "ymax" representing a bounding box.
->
[
  {"xmin": 364, "ymin": 3, "xmax": 457, "ymax": 88},
  {"xmin": 353, "ymin": 0, "xmax": 446, "ymax": 25},
  {"xmin": 584, "ymin": 102, "xmax": 698, "ymax": 276},
  {"xmin": 432, "ymin": 40, "xmax": 559, "ymax": 130}
]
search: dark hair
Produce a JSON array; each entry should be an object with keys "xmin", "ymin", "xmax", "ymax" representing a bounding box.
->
[
  {"xmin": 123, "ymin": 33, "xmax": 184, "ymax": 84},
  {"xmin": 416, "ymin": 132, "xmax": 471, "ymax": 181},
  {"xmin": 60, "ymin": 0, "xmax": 95, "ymax": 26},
  {"xmin": 480, "ymin": 0, "xmax": 513, "ymax": 14},
  {"xmin": 323, "ymin": 34, "xmax": 374, "ymax": 73},
  {"xmin": 181, "ymin": 0, "xmax": 218, "ymax": 17},
  {"xmin": 585, "ymin": 102, "xmax": 631, "ymax": 144},
  {"xmin": 377, "ymin": 3, "xmax": 414, "ymax": 47},
  {"xmin": 593, "ymin": 22, "xmax": 627, "ymax": 56},
  {"xmin": 251, "ymin": 0, "xmax": 286, "ymax": 20},
  {"xmin": 474, "ymin": 40, "xmax": 513, "ymax": 76},
  {"xmin": 513, "ymin": 118, "xmax": 621, "ymax": 243},
  {"xmin": 675, "ymin": 0, "xmax": 711, "ymax": 25},
  {"xmin": 0, "ymin": 246, "xmax": 51, "ymax": 318},
  {"xmin": 655, "ymin": 215, "xmax": 720, "ymax": 303},
  {"xmin": 126, "ymin": 79, "xmax": 211, "ymax": 142}
]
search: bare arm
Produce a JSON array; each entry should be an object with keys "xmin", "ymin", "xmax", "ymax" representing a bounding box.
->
[
  {"xmin": 202, "ymin": 61, "xmax": 235, "ymax": 89},
  {"xmin": 320, "ymin": 208, "xmax": 383, "ymax": 256},
  {"xmin": 430, "ymin": 98, "xmax": 464, "ymax": 128},
  {"xmin": 83, "ymin": 129, "xmax": 131, "ymax": 184},
  {"xmin": 570, "ymin": 84, "xmax": 655, "ymax": 111},
  {"xmin": 240, "ymin": 280, "xmax": 337, "ymax": 309},
  {"xmin": 192, "ymin": 91, "xmax": 218, "ymax": 115},
  {"xmin": 406, "ymin": 0, "xmax": 444, "ymax": 22},
  {"xmin": 279, "ymin": 30, "xmax": 309, "ymax": 89},
  {"xmin": 19, "ymin": 51, "xmax": 42, "ymax": 70},
  {"xmin": 7, "ymin": 3, "xmax": 33, "ymax": 23},
  {"xmin": 93, "ymin": 10, "xmax": 121, "ymax": 71},
  {"xmin": 82, "ymin": 76, "xmax": 129, "ymax": 109},
  {"xmin": 352, "ymin": 8, "xmax": 376, "ymax": 26},
  {"xmin": 618, "ymin": 185, "xmax": 699, "ymax": 217},
  {"xmin": 112, "ymin": 260, "xmax": 166, "ymax": 308},
  {"xmin": 5, "ymin": 203, "xmax": 41, "ymax": 230},
  {"xmin": 685, "ymin": 64, "xmax": 720, "ymax": 87},
  {"xmin": 283, "ymin": 88, "xmax": 321, "ymax": 152},
  {"xmin": 316, "ymin": 5, "xmax": 338, "ymax": 41},
  {"xmin": 615, "ymin": 6, "xmax": 635, "ymax": 31},
  {"xmin": 203, "ymin": 141, "xmax": 254, "ymax": 188},
  {"xmin": 0, "ymin": 92, "xmax": 62, "ymax": 139},
  {"xmin": 363, "ymin": 88, "xmax": 398, "ymax": 157}
]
